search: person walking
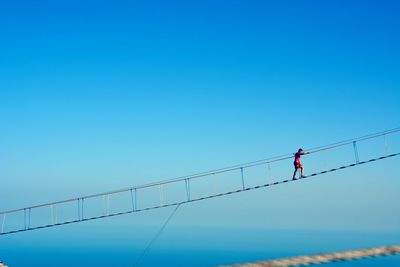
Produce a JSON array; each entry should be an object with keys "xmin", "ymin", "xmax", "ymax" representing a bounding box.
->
[{"xmin": 293, "ymin": 148, "xmax": 309, "ymax": 180}]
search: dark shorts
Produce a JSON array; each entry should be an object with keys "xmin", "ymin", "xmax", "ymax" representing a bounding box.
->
[{"xmin": 294, "ymin": 162, "xmax": 303, "ymax": 169}]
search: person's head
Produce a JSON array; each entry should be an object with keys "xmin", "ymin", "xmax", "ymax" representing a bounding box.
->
[{"xmin": 298, "ymin": 148, "xmax": 303, "ymax": 153}]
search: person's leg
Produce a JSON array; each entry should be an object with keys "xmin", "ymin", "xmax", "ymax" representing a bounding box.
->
[
  {"xmin": 301, "ymin": 166, "xmax": 304, "ymax": 177},
  {"xmin": 293, "ymin": 167, "xmax": 298, "ymax": 179}
]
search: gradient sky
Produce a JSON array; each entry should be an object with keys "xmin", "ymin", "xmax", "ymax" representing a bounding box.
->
[{"xmin": 0, "ymin": 1, "xmax": 400, "ymax": 266}]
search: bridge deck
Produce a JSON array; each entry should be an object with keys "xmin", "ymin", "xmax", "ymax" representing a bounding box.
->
[{"xmin": 223, "ymin": 245, "xmax": 400, "ymax": 267}]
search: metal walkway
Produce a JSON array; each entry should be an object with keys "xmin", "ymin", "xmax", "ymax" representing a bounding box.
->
[{"xmin": 1, "ymin": 128, "xmax": 399, "ymax": 236}]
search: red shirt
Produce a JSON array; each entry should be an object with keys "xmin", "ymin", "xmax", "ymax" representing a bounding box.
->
[{"xmin": 295, "ymin": 152, "xmax": 302, "ymax": 163}]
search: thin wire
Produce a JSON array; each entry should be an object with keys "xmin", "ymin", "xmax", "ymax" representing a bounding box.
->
[{"xmin": 133, "ymin": 204, "xmax": 181, "ymax": 267}]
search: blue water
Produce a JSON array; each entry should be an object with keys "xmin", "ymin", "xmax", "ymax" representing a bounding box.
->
[{"xmin": 1, "ymin": 228, "xmax": 399, "ymax": 266}]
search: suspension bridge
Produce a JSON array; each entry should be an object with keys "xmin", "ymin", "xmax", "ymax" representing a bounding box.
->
[{"xmin": 1, "ymin": 128, "xmax": 399, "ymax": 236}]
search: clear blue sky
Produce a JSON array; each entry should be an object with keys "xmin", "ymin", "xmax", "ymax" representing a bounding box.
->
[{"xmin": 0, "ymin": 1, "xmax": 400, "ymax": 266}]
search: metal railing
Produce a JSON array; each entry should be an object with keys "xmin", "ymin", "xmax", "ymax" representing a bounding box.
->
[{"xmin": 1, "ymin": 128, "xmax": 399, "ymax": 236}]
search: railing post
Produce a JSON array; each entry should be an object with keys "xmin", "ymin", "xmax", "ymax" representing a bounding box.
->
[
  {"xmin": 240, "ymin": 167, "xmax": 245, "ymax": 190},
  {"xmin": 384, "ymin": 134, "xmax": 388, "ymax": 155},
  {"xmin": 134, "ymin": 189, "xmax": 138, "ymax": 211},
  {"xmin": 185, "ymin": 179, "xmax": 190, "ymax": 201},
  {"xmin": 54, "ymin": 205, "xmax": 58, "ymax": 225},
  {"xmin": 130, "ymin": 189, "xmax": 135, "ymax": 212},
  {"xmin": 81, "ymin": 198, "xmax": 85, "ymax": 220},
  {"xmin": 159, "ymin": 185, "xmax": 164, "ymax": 205},
  {"xmin": 50, "ymin": 204, "xmax": 57, "ymax": 225},
  {"xmin": 77, "ymin": 198, "xmax": 81, "ymax": 221},
  {"xmin": 102, "ymin": 195, "xmax": 110, "ymax": 216},
  {"xmin": 28, "ymin": 208, "xmax": 31, "ymax": 229},
  {"xmin": 1, "ymin": 214, "xmax": 6, "ymax": 234},
  {"xmin": 50, "ymin": 205, "xmax": 54, "ymax": 225},
  {"xmin": 24, "ymin": 208, "xmax": 27, "ymax": 230},
  {"xmin": 353, "ymin": 141, "xmax": 360, "ymax": 164},
  {"xmin": 106, "ymin": 195, "xmax": 110, "ymax": 216}
]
